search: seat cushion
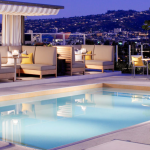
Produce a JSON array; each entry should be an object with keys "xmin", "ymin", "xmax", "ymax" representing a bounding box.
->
[
  {"xmin": 85, "ymin": 60, "xmax": 113, "ymax": 66},
  {"xmin": 0, "ymin": 67, "xmax": 15, "ymax": 73},
  {"xmin": 2, "ymin": 64, "xmax": 21, "ymax": 69},
  {"xmin": 20, "ymin": 64, "xmax": 56, "ymax": 71},
  {"xmin": 72, "ymin": 62, "xmax": 85, "ymax": 68}
]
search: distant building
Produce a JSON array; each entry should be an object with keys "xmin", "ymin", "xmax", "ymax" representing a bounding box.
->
[
  {"xmin": 97, "ymin": 33, "xmax": 103, "ymax": 36},
  {"xmin": 27, "ymin": 30, "xmax": 33, "ymax": 33},
  {"xmin": 114, "ymin": 28, "xmax": 122, "ymax": 33}
]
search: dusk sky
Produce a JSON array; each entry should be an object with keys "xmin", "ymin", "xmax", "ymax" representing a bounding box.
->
[{"xmin": 3, "ymin": 0, "xmax": 150, "ymax": 20}]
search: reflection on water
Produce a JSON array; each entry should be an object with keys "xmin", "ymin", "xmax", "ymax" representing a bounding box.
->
[{"xmin": 0, "ymin": 90, "xmax": 150, "ymax": 149}]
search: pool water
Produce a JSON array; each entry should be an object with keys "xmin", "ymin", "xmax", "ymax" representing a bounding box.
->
[{"xmin": 0, "ymin": 88, "xmax": 150, "ymax": 149}]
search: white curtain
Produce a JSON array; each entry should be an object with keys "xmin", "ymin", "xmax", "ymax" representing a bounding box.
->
[{"xmin": 2, "ymin": 15, "xmax": 21, "ymax": 46}]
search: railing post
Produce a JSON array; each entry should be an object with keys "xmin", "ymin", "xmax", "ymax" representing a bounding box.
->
[
  {"xmin": 31, "ymin": 33, "xmax": 33, "ymax": 43},
  {"xmin": 63, "ymin": 34, "xmax": 65, "ymax": 45},
  {"xmin": 39, "ymin": 33, "xmax": 42, "ymax": 43},
  {"xmin": 116, "ymin": 45, "xmax": 118, "ymax": 62},
  {"xmin": 83, "ymin": 34, "xmax": 86, "ymax": 45},
  {"xmin": 129, "ymin": 45, "xmax": 131, "ymax": 65},
  {"xmin": 141, "ymin": 44, "xmax": 143, "ymax": 57}
]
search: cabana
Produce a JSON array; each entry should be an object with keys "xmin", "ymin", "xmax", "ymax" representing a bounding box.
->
[{"xmin": 0, "ymin": 0, "xmax": 64, "ymax": 46}]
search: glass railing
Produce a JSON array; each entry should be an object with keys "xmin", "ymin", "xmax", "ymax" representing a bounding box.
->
[
  {"xmin": 23, "ymin": 33, "xmax": 150, "ymax": 74},
  {"xmin": 24, "ymin": 33, "xmax": 86, "ymax": 45}
]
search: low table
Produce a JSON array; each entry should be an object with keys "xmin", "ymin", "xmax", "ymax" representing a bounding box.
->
[{"xmin": 2, "ymin": 56, "xmax": 28, "ymax": 81}]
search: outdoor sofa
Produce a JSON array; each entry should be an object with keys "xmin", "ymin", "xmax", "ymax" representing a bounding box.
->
[
  {"xmin": 0, "ymin": 46, "xmax": 57, "ymax": 79},
  {"xmin": 66, "ymin": 45, "xmax": 114, "ymax": 73}
]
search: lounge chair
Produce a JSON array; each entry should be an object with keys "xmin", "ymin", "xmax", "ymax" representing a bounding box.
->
[
  {"xmin": 131, "ymin": 55, "xmax": 148, "ymax": 78},
  {"xmin": 0, "ymin": 54, "xmax": 15, "ymax": 81}
]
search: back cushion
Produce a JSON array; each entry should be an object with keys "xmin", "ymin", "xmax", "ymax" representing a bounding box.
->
[
  {"xmin": 35, "ymin": 47, "xmax": 56, "ymax": 65},
  {"xmin": 9, "ymin": 46, "xmax": 22, "ymax": 53},
  {"xmin": 94, "ymin": 45, "xmax": 114, "ymax": 61},
  {"xmin": 0, "ymin": 46, "xmax": 8, "ymax": 64},
  {"xmin": 22, "ymin": 46, "xmax": 36, "ymax": 63}
]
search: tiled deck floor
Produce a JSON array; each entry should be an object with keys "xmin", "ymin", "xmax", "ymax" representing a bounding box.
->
[{"xmin": 85, "ymin": 140, "xmax": 150, "ymax": 150}]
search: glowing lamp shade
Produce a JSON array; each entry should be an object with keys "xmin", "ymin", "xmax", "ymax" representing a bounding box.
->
[
  {"xmin": 12, "ymin": 50, "xmax": 19, "ymax": 56},
  {"xmin": 81, "ymin": 48, "xmax": 86, "ymax": 53}
]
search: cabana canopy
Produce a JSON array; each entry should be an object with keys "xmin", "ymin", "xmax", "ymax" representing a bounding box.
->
[
  {"xmin": 0, "ymin": 0, "xmax": 64, "ymax": 16},
  {"xmin": 0, "ymin": 0, "xmax": 64, "ymax": 46}
]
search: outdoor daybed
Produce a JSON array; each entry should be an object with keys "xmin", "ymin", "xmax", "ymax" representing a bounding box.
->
[
  {"xmin": 85, "ymin": 45, "xmax": 114, "ymax": 73},
  {"xmin": 66, "ymin": 45, "xmax": 114, "ymax": 73},
  {"xmin": 0, "ymin": 46, "xmax": 57, "ymax": 79},
  {"xmin": 0, "ymin": 54, "xmax": 15, "ymax": 81}
]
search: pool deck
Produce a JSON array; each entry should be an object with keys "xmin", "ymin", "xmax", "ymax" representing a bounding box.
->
[{"xmin": 1, "ymin": 73, "xmax": 150, "ymax": 149}]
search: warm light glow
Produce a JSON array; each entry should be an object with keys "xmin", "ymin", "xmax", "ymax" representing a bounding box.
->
[
  {"xmin": 12, "ymin": 50, "xmax": 19, "ymax": 56},
  {"xmin": 12, "ymin": 119, "xmax": 18, "ymax": 125},
  {"xmin": 81, "ymin": 106, "xmax": 86, "ymax": 111},
  {"xmin": 81, "ymin": 48, "xmax": 86, "ymax": 53}
]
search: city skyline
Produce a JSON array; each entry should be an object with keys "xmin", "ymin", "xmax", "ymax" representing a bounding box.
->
[{"xmin": 2, "ymin": 0, "xmax": 150, "ymax": 20}]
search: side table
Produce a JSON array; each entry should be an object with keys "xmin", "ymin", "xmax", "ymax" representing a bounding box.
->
[
  {"xmin": 2, "ymin": 56, "xmax": 28, "ymax": 81},
  {"xmin": 57, "ymin": 59, "xmax": 66, "ymax": 76}
]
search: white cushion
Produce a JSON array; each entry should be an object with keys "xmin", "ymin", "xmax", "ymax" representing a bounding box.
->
[
  {"xmin": 7, "ymin": 50, "xmax": 27, "ymax": 64},
  {"xmin": 75, "ymin": 49, "xmax": 82, "ymax": 61}
]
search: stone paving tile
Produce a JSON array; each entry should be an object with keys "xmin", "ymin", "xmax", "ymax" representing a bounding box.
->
[
  {"xmin": 55, "ymin": 121, "xmax": 150, "ymax": 150},
  {"xmin": 0, "ymin": 141, "xmax": 35, "ymax": 150},
  {"xmin": 85, "ymin": 140, "xmax": 150, "ymax": 150}
]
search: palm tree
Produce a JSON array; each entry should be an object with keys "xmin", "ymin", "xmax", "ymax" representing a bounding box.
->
[{"xmin": 142, "ymin": 20, "xmax": 150, "ymax": 42}]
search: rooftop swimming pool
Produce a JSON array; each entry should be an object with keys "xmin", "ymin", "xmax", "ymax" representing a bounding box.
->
[{"xmin": 0, "ymin": 88, "xmax": 150, "ymax": 149}]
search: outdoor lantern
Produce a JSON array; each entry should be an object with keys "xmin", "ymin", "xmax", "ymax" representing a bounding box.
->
[{"xmin": 12, "ymin": 50, "xmax": 19, "ymax": 56}]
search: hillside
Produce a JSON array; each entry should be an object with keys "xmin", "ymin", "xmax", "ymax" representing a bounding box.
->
[{"xmin": 25, "ymin": 9, "xmax": 150, "ymax": 33}]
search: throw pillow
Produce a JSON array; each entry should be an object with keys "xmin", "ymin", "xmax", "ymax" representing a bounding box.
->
[
  {"xmin": 22, "ymin": 103, "xmax": 33, "ymax": 112},
  {"xmin": 85, "ymin": 51, "xmax": 92, "ymax": 60},
  {"xmin": 7, "ymin": 50, "xmax": 27, "ymax": 64},
  {"xmin": 75, "ymin": 49, "xmax": 82, "ymax": 61},
  {"xmin": 21, "ymin": 53, "xmax": 33, "ymax": 64},
  {"xmin": 132, "ymin": 56, "xmax": 144, "ymax": 66}
]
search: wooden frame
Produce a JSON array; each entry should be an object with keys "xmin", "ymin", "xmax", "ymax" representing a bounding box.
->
[
  {"xmin": 85, "ymin": 46, "xmax": 115, "ymax": 73},
  {"xmin": 0, "ymin": 73, "xmax": 15, "ymax": 81},
  {"xmin": 85, "ymin": 65, "xmax": 114, "ymax": 73},
  {"xmin": 19, "ymin": 48, "xmax": 57, "ymax": 79},
  {"xmin": 131, "ymin": 55, "xmax": 149, "ymax": 78},
  {"xmin": 20, "ymin": 69, "xmax": 57, "ymax": 79},
  {"xmin": 56, "ymin": 46, "xmax": 85, "ymax": 76}
]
